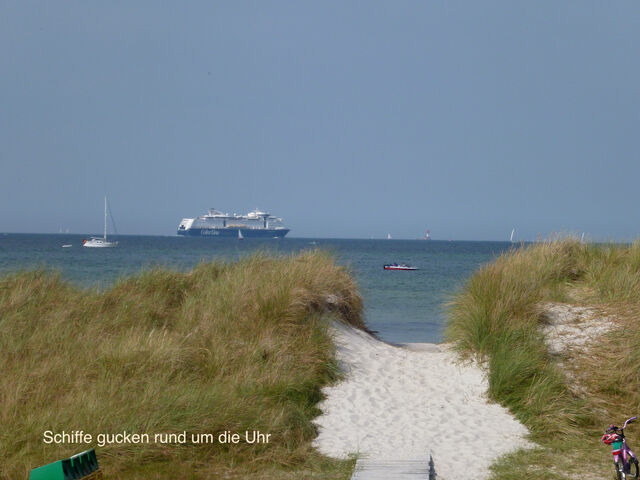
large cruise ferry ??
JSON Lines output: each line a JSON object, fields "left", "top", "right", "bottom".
{"left": 177, "top": 208, "right": 290, "bottom": 238}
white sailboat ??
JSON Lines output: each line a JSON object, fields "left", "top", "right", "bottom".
{"left": 238, "top": 229, "right": 244, "bottom": 240}
{"left": 387, "top": 233, "right": 392, "bottom": 240}
{"left": 510, "top": 228, "right": 515, "bottom": 243}
{"left": 83, "top": 197, "right": 118, "bottom": 248}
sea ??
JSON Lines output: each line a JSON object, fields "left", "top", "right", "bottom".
{"left": 0, "top": 234, "right": 513, "bottom": 344}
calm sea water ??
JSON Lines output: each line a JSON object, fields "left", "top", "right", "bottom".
{"left": 0, "top": 234, "right": 512, "bottom": 343}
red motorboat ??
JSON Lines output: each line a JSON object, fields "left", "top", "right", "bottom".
{"left": 384, "top": 264, "right": 418, "bottom": 271}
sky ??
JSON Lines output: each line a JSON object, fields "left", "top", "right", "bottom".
{"left": 1, "top": 1, "right": 639, "bottom": 240}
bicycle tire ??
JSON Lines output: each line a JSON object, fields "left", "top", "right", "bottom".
{"left": 629, "top": 458, "right": 639, "bottom": 479}
{"left": 616, "top": 460, "right": 625, "bottom": 480}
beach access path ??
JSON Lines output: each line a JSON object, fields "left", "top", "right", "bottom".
{"left": 313, "top": 323, "right": 530, "bottom": 480}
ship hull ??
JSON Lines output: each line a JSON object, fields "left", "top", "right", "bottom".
{"left": 177, "top": 228, "right": 289, "bottom": 238}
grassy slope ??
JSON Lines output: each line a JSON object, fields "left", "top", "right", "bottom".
{"left": 447, "top": 239, "right": 640, "bottom": 479}
{"left": 0, "top": 251, "right": 362, "bottom": 479}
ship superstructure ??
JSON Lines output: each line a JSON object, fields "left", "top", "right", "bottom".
{"left": 177, "top": 208, "right": 290, "bottom": 238}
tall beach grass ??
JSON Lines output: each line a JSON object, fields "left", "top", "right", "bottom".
{"left": 447, "top": 239, "right": 640, "bottom": 478}
{"left": 0, "top": 251, "right": 362, "bottom": 479}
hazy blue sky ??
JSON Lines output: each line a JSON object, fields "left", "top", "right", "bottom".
{"left": 1, "top": 2, "right": 639, "bottom": 240}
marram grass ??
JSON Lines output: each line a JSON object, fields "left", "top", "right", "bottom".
{"left": 0, "top": 251, "right": 361, "bottom": 479}
{"left": 447, "top": 239, "right": 640, "bottom": 479}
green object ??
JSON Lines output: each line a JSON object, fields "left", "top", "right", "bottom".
{"left": 612, "top": 441, "right": 624, "bottom": 451}
{"left": 29, "top": 449, "right": 99, "bottom": 480}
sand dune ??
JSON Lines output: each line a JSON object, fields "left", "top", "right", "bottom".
{"left": 313, "top": 324, "right": 530, "bottom": 479}
{"left": 542, "top": 302, "right": 612, "bottom": 355}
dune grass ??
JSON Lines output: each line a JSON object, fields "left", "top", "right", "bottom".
{"left": 0, "top": 251, "right": 362, "bottom": 479}
{"left": 447, "top": 239, "right": 640, "bottom": 479}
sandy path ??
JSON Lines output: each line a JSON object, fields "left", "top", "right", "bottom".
{"left": 313, "top": 324, "right": 530, "bottom": 479}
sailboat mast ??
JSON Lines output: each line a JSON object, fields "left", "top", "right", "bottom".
{"left": 104, "top": 196, "right": 107, "bottom": 240}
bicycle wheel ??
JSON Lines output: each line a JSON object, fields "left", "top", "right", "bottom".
{"left": 629, "top": 458, "right": 639, "bottom": 479}
{"left": 616, "top": 460, "right": 626, "bottom": 480}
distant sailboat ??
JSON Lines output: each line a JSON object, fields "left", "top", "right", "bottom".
{"left": 424, "top": 229, "right": 431, "bottom": 240}
{"left": 510, "top": 228, "right": 515, "bottom": 243}
{"left": 238, "top": 229, "right": 244, "bottom": 240}
{"left": 581, "top": 232, "right": 585, "bottom": 243}
{"left": 83, "top": 197, "right": 118, "bottom": 248}
{"left": 387, "top": 233, "right": 392, "bottom": 240}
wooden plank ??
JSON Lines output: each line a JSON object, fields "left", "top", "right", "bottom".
{"left": 351, "top": 457, "right": 436, "bottom": 479}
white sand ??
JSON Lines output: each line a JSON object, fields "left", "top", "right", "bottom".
{"left": 313, "top": 323, "right": 531, "bottom": 479}
{"left": 541, "top": 302, "right": 612, "bottom": 355}
{"left": 540, "top": 302, "right": 613, "bottom": 394}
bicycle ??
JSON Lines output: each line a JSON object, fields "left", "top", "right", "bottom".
{"left": 602, "top": 416, "right": 639, "bottom": 480}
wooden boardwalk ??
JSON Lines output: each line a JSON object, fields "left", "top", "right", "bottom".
{"left": 350, "top": 456, "right": 436, "bottom": 479}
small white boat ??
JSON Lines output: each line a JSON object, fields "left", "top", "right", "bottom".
{"left": 83, "top": 237, "right": 117, "bottom": 247}
{"left": 238, "top": 229, "right": 244, "bottom": 240}
{"left": 510, "top": 228, "right": 515, "bottom": 243}
{"left": 62, "top": 244, "right": 72, "bottom": 248}
{"left": 83, "top": 197, "right": 118, "bottom": 248}
{"left": 384, "top": 264, "right": 418, "bottom": 271}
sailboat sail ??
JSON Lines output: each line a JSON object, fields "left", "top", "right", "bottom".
{"left": 106, "top": 197, "right": 118, "bottom": 236}
{"left": 103, "top": 196, "right": 107, "bottom": 240}
{"left": 510, "top": 228, "right": 515, "bottom": 243}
